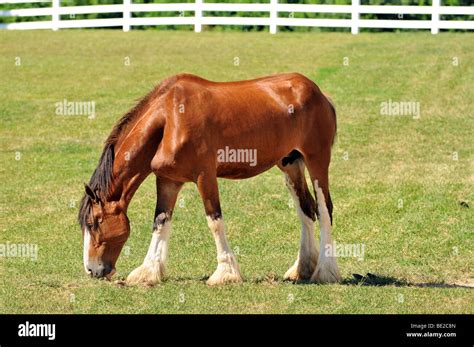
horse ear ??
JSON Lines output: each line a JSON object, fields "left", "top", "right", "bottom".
{"left": 84, "top": 183, "right": 97, "bottom": 202}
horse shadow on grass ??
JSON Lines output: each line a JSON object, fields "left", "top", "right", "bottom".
{"left": 125, "top": 273, "right": 472, "bottom": 289}
{"left": 249, "top": 273, "right": 474, "bottom": 289}
{"left": 341, "top": 273, "right": 473, "bottom": 289}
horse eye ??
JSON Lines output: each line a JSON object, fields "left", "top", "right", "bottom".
{"left": 87, "top": 218, "right": 98, "bottom": 230}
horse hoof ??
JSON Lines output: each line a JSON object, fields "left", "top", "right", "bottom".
{"left": 310, "top": 261, "right": 342, "bottom": 284}
{"left": 206, "top": 270, "right": 242, "bottom": 286}
{"left": 126, "top": 263, "right": 162, "bottom": 286}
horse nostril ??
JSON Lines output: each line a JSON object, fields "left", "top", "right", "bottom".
{"left": 92, "top": 264, "right": 106, "bottom": 278}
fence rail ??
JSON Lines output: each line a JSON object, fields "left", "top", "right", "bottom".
{"left": 0, "top": 0, "right": 473, "bottom": 34}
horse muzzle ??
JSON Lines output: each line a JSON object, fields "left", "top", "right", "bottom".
{"left": 86, "top": 263, "right": 115, "bottom": 279}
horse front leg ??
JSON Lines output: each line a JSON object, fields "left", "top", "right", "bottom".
{"left": 126, "top": 176, "right": 183, "bottom": 286}
{"left": 197, "top": 171, "right": 242, "bottom": 286}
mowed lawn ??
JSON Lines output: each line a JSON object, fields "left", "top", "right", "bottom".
{"left": 0, "top": 30, "right": 473, "bottom": 314}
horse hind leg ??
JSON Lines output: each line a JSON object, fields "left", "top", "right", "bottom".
{"left": 279, "top": 156, "right": 319, "bottom": 281}
{"left": 303, "top": 155, "right": 342, "bottom": 283}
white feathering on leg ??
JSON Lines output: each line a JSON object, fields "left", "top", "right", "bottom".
{"left": 126, "top": 221, "right": 171, "bottom": 286}
{"left": 310, "top": 180, "right": 342, "bottom": 283}
{"left": 206, "top": 217, "right": 242, "bottom": 286}
{"left": 283, "top": 174, "right": 319, "bottom": 281}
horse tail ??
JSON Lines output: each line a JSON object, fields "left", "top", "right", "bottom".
{"left": 323, "top": 92, "right": 337, "bottom": 146}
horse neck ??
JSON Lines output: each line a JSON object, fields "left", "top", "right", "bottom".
{"left": 107, "top": 117, "right": 160, "bottom": 212}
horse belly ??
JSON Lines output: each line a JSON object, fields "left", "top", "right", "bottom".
{"left": 213, "top": 114, "right": 301, "bottom": 179}
{"left": 215, "top": 139, "right": 292, "bottom": 179}
{"left": 216, "top": 161, "right": 276, "bottom": 179}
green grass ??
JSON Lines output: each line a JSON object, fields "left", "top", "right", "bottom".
{"left": 0, "top": 30, "right": 473, "bottom": 314}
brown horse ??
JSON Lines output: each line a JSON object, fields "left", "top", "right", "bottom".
{"left": 78, "top": 72, "right": 341, "bottom": 286}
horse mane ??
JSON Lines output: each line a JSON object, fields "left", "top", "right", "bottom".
{"left": 77, "top": 85, "right": 164, "bottom": 231}
{"left": 77, "top": 75, "right": 193, "bottom": 230}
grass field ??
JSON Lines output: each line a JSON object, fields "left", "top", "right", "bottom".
{"left": 0, "top": 30, "right": 473, "bottom": 314}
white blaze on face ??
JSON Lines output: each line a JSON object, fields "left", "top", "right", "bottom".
{"left": 83, "top": 228, "right": 92, "bottom": 274}
{"left": 83, "top": 228, "right": 106, "bottom": 276}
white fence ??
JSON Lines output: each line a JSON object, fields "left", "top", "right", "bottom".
{"left": 0, "top": 0, "right": 473, "bottom": 34}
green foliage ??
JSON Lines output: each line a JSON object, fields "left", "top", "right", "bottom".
{"left": 1, "top": 0, "right": 472, "bottom": 31}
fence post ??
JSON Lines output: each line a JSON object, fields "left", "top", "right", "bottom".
{"left": 123, "top": 0, "right": 131, "bottom": 32}
{"left": 52, "top": 0, "right": 59, "bottom": 31}
{"left": 431, "top": 0, "right": 440, "bottom": 34}
{"left": 195, "top": 0, "right": 202, "bottom": 33}
{"left": 351, "top": 0, "right": 359, "bottom": 35}
{"left": 270, "top": 0, "right": 277, "bottom": 34}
